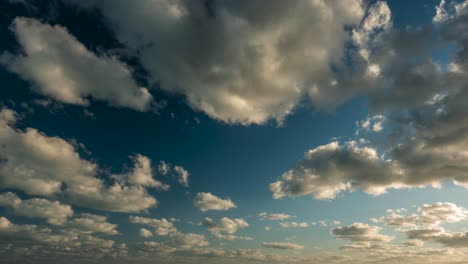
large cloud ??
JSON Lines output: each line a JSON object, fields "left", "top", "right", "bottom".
{"left": 63, "top": 0, "right": 367, "bottom": 124}
{"left": 0, "top": 108, "right": 157, "bottom": 212}
{"left": 1, "top": 18, "right": 155, "bottom": 111}
{"left": 0, "top": 192, "right": 73, "bottom": 225}
{"left": 270, "top": 141, "right": 401, "bottom": 199}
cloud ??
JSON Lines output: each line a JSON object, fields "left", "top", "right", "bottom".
{"left": 174, "top": 166, "right": 189, "bottom": 188}
{"left": 261, "top": 242, "right": 304, "bottom": 250}
{"left": 113, "top": 155, "right": 169, "bottom": 190}
{"left": 331, "top": 223, "right": 394, "bottom": 242}
{"left": 270, "top": 141, "right": 400, "bottom": 200}
{"left": 0, "top": 108, "right": 157, "bottom": 212}
{"left": 194, "top": 192, "right": 236, "bottom": 212}
{"left": 279, "top": 222, "right": 309, "bottom": 228}
{"left": 155, "top": 161, "right": 189, "bottom": 188}
{"left": 202, "top": 217, "right": 250, "bottom": 240}
{"left": 139, "top": 228, "right": 152, "bottom": 238}
{"left": 66, "top": 213, "right": 118, "bottom": 235}
{"left": 403, "top": 239, "right": 424, "bottom": 247}
{"left": 405, "top": 227, "right": 468, "bottom": 248}
{"left": 129, "top": 216, "right": 177, "bottom": 236}
{"left": 142, "top": 232, "right": 209, "bottom": 252}
{"left": 258, "top": 212, "right": 292, "bottom": 221}
{"left": 0, "top": 192, "right": 73, "bottom": 225}
{"left": 63, "top": 0, "right": 369, "bottom": 125}
{"left": 0, "top": 216, "right": 120, "bottom": 252}
{"left": 1, "top": 17, "right": 155, "bottom": 111}
{"left": 376, "top": 202, "right": 468, "bottom": 228}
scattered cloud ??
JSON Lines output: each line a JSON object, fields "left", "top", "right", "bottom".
{"left": 0, "top": 192, "right": 73, "bottom": 225}
{"left": 261, "top": 242, "right": 304, "bottom": 250}
{"left": 1, "top": 18, "right": 155, "bottom": 111}
{"left": 202, "top": 217, "right": 250, "bottom": 240}
{"left": 279, "top": 222, "right": 309, "bottom": 228}
{"left": 0, "top": 108, "right": 157, "bottom": 212}
{"left": 194, "top": 192, "right": 236, "bottom": 212}
{"left": 331, "top": 223, "right": 394, "bottom": 242}
{"left": 258, "top": 212, "right": 292, "bottom": 221}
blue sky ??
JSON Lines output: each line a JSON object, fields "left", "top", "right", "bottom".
{"left": 1, "top": 0, "right": 468, "bottom": 263}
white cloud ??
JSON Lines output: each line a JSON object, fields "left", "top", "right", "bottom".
{"left": 270, "top": 141, "right": 401, "bottom": 200}
{"left": 66, "top": 213, "right": 118, "bottom": 235}
{"left": 258, "top": 212, "right": 292, "bottom": 221}
{"left": 194, "top": 192, "right": 236, "bottom": 212}
{"left": 139, "top": 228, "right": 152, "bottom": 238}
{"left": 0, "top": 192, "right": 73, "bottom": 225}
{"left": 376, "top": 202, "right": 468, "bottom": 228}
{"left": 129, "top": 216, "right": 177, "bottom": 236}
{"left": 113, "top": 154, "right": 169, "bottom": 190}
{"left": 64, "top": 0, "right": 367, "bottom": 125}
{"left": 202, "top": 217, "right": 249, "bottom": 240}
{"left": 174, "top": 166, "right": 189, "bottom": 188}
{"left": 1, "top": 17, "right": 155, "bottom": 111}
{"left": 331, "top": 223, "right": 394, "bottom": 242}
{"left": 279, "top": 222, "right": 309, "bottom": 228}
{"left": 261, "top": 242, "right": 304, "bottom": 250}
{"left": 405, "top": 227, "right": 468, "bottom": 248}
{"left": 0, "top": 108, "right": 157, "bottom": 212}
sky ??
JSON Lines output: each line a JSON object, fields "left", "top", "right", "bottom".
{"left": 1, "top": 0, "right": 468, "bottom": 263}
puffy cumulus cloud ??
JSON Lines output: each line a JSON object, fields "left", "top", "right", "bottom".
{"left": 261, "top": 242, "right": 304, "bottom": 250}
{"left": 405, "top": 227, "right": 468, "bottom": 248}
{"left": 258, "top": 212, "right": 292, "bottom": 221}
{"left": 202, "top": 217, "right": 250, "bottom": 240}
{"left": 0, "top": 216, "right": 120, "bottom": 253}
{"left": 0, "top": 192, "right": 73, "bottom": 225}
{"left": 194, "top": 192, "right": 236, "bottom": 212}
{"left": 113, "top": 155, "right": 169, "bottom": 190}
{"left": 129, "top": 216, "right": 178, "bottom": 236}
{"left": 376, "top": 202, "right": 468, "bottom": 228}
{"left": 139, "top": 228, "right": 152, "bottom": 238}
{"left": 66, "top": 213, "right": 118, "bottom": 235}
{"left": 0, "top": 108, "right": 157, "bottom": 212}
{"left": 1, "top": 17, "right": 154, "bottom": 111}
{"left": 142, "top": 232, "right": 209, "bottom": 252}
{"left": 155, "top": 161, "right": 190, "bottom": 188}
{"left": 64, "top": 0, "right": 368, "bottom": 125}
{"left": 279, "top": 222, "right": 309, "bottom": 228}
{"left": 331, "top": 223, "right": 394, "bottom": 242}
{"left": 268, "top": 0, "right": 468, "bottom": 201}
{"left": 174, "top": 166, "right": 189, "bottom": 188}
{"left": 270, "top": 141, "right": 402, "bottom": 200}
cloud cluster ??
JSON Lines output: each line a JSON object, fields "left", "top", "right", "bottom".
{"left": 376, "top": 203, "right": 468, "bottom": 228}
{"left": 0, "top": 192, "right": 73, "bottom": 225}
{"left": 331, "top": 223, "right": 394, "bottom": 242}
{"left": 0, "top": 108, "right": 158, "bottom": 212}
{"left": 1, "top": 18, "right": 154, "bottom": 111}
{"left": 269, "top": 0, "right": 468, "bottom": 200}
{"left": 129, "top": 216, "right": 178, "bottom": 236}
{"left": 194, "top": 192, "right": 236, "bottom": 212}
{"left": 63, "top": 0, "right": 368, "bottom": 124}
{"left": 201, "top": 217, "right": 250, "bottom": 240}
{"left": 157, "top": 161, "right": 190, "bottom": 188}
